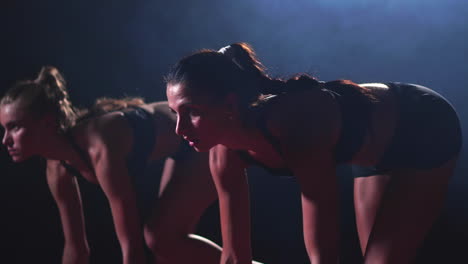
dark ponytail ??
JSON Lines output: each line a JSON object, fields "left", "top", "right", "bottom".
{"left": 277, "top": 76, "right": 377, "bottom": 124}
{"left": 166, "top": 42, "right": 376, "bottom": 110}
{"left": 218, "top": 43, "right": 288, "bottom": 96}
{"left": 322, "top": 80, "right": 377, "bottom": 103}
{"left": 35, "top": 66, "right": 67, "bottom": 101}
{"left": 218, "top": 43, "right": 265, "bottom": 80}
{"left": 222, "top": 43, "right": 376, "bottom": 106}
{"left": 1, "top": 66, "right": 79, "bottom": 132}
{"left": 219, "top": 44, "right": 325, "bottom": 96}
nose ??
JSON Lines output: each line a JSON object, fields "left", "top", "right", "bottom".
{"left": 2, "top": 131, "right": 11, "bottom": 146}
{"left": 175, "top": 115, "right": 187, "bottom": 136}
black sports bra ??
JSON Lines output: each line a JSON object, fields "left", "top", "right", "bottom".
{"left": 237, "top": 87, "right": 371, "bottom": 176}
{"left": 237, "top": 115, "right": 294, "bottom": 176}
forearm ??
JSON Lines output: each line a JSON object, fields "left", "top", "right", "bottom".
{"left": 218, "top": 187, "right": 252, "bottom": 264}
{"left": 302, "top": 196, "right": 340, "bottom": 264}
{"left": 56, "top": 195, "right": 90, "bottom": 264}
{"left": 94, "top": 148, "right": 147, "bottom": 264}
{"left": 57, "top": 204, "right": 89, "bottom": 250}
{"left": 219, "top": 212, "right": 252, "bottom": 263}
{"left": 46, "top": 164, "right": 90, "bottom": 262}
{"left": 209, "top": 146, "right": 253, "bottom": 264}
{"left": 110, "top": 203, "right": 146, "bottom": 264}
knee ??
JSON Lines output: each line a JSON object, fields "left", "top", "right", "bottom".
{"left": 143, "top": 223, "right": 188, "bottom": 259}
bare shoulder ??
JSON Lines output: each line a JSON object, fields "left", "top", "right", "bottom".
{"left": 85, "top": 112, "right": 131, "bottom": 141}
{"left": 46, "top": 159, "right": 66, "bottom": 175}
{"left": 75, "top": 112, "right": 133, "bottom": 160}
{"left": 210, "top": 145, "right": 248, "bottom": 173}
{"left": 210, "top": 145, "right": 249, "bottom": 189}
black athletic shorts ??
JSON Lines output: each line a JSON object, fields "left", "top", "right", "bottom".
{"left": 355, "top": 82, "right": 462, "bottom": 177}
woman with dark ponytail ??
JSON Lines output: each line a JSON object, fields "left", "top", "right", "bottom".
{"left": 166, "top": 43, "right": 462, "bottom": 263}
{"left": 0, "top": 66, "right": 266, "bottom": 264}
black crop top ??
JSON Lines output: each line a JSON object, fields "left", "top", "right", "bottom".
{"left": 238, "top": 88, "right": 371, "bottom": 176}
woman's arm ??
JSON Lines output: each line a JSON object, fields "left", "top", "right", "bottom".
{"left": 89, "top": 118, "right": 146, "bottom": 264}
{"left": 46, "top": 160, "right": 90, "bottom": 264}
{"left": 273, "top": 90, "right": 341, "bottom": 263}
{"left": 287, "top": 149, "right": 339, "bottom": 264}
{"left": 210, "top": 145, "right": 252, "bottom": 264}
{"left": 94, "top": 149, "right": 146, "bottom": 264}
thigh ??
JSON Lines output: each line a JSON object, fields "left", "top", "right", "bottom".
{"left": 363, "top": 157, "right": 458, "bottom": 264}
{"left": 145, "top": 151, "right": 217, "bottom": 235}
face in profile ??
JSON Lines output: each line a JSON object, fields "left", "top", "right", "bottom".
{"left": 0, "top": 100, "right": 46, "bottom": 162}
{"left": 166, "top": 82, "right": 233, "bottom": 152}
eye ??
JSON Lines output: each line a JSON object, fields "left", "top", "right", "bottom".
{"left": 6, "top": 123, "right": 19, "bottom": 131}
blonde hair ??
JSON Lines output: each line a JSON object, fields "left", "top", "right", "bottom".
{"left": 1, "top": 66, "right": 78, "bottom": 131}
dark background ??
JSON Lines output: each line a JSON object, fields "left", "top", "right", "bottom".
{"left": 1, "top": 0, "right": 467, "bottom": 263}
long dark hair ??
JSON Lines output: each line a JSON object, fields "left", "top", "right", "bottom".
{"left": 166, "top": 42, "right": 376, "bottom": 119}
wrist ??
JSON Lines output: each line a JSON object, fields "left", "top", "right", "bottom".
{"left": 64, "top": 241, "right": 90, "bottom": 255}
{"left": 122, "top": 246, "right": 146, "bottom": 264}
{"left": 62, "top": 243, "right": 90, "bottom": 264}
{"left": 221, "top": 251, "right": 252, "bottom": 264}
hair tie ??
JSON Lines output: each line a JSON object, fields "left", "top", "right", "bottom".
{"left": 217, "top": 44, "right": 245, "bottom": 70}
{"left": 218, "top": 45, "right": 231, "bottom": 54}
